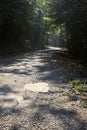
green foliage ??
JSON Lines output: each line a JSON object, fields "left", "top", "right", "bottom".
{"left": 0, "top": 0, "right": 34, "bottom": 53}
{"left": 28, "top": 0, "right": 46, "bottom": 48}
{"left": 68, "top": 80, "right": 87, "bottom": 107}
{"left": 30, "top": 0, "right": 54, "bottom": 47}
{"left": 50, "top": 0, "right": 87, "bottom": 60}
{"left": 0, "top": 0, "right": 59, "bottom": 53}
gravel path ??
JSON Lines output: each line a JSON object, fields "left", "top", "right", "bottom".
{"left": 0, "top": 48, "right": 87, "bottom": 130}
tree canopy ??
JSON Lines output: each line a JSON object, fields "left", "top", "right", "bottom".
{"left": 50, "top": 0, "right": 87, "bottom": 60}
{"left": 0, "top": 0, "right": 87, "bottom": 62}
{"left": 0, "top": 0, "right": 34, "bottom": 53}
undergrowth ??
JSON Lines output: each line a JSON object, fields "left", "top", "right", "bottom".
{"left": 68, "top": 79, "right": 87, "bottom": 108}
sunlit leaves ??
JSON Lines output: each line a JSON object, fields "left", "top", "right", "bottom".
{"left": 50, "top": 0, "right": 87, "bottom": 59}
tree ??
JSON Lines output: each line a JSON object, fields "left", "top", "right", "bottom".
{"left": 50, "top": 0, "right": 87, "bottom": 60}
{"left": 0, "top": 0, "right": 34, "bottom": 53}
{"left": 30, "top": 0, "right": 48, "bottom": 48}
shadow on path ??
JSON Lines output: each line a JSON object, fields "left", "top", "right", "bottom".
{"left": 0, "top": 48, "right": 87, "bottom": 130}
{"left": 31, "top": 102, "right": 87, "bottom": 130}
{"left": 0, "top": 84, "right": 21, "bottom": 115}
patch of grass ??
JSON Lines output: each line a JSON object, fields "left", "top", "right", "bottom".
{"left": 68, "top": 80, "right": 87, "bottom": 107}
{"left": 80, "top": 98, "right": 87, "bottom": 108}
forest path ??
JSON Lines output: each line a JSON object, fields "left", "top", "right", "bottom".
{"left": 0, "top": 48, "right": 87, "bottom": 130}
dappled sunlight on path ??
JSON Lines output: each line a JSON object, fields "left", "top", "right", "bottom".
{"left": 0, "top": 48, "right": 87, "bottom": 130}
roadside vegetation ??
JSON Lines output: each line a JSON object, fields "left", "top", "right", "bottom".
{"left": 68, "top": 80, "right": 87, "bottom": 108}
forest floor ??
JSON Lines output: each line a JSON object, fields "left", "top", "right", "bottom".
{"left": 0, "top": 47, "right": 87, "bottom": 130}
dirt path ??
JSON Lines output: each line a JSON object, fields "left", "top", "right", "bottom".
{"left": 0, "top": 48, "right": 87, "bottom": 130}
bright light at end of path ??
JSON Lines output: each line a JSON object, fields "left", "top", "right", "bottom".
{"left": 24, "top": 82, "right": 49, "bottom": 93}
